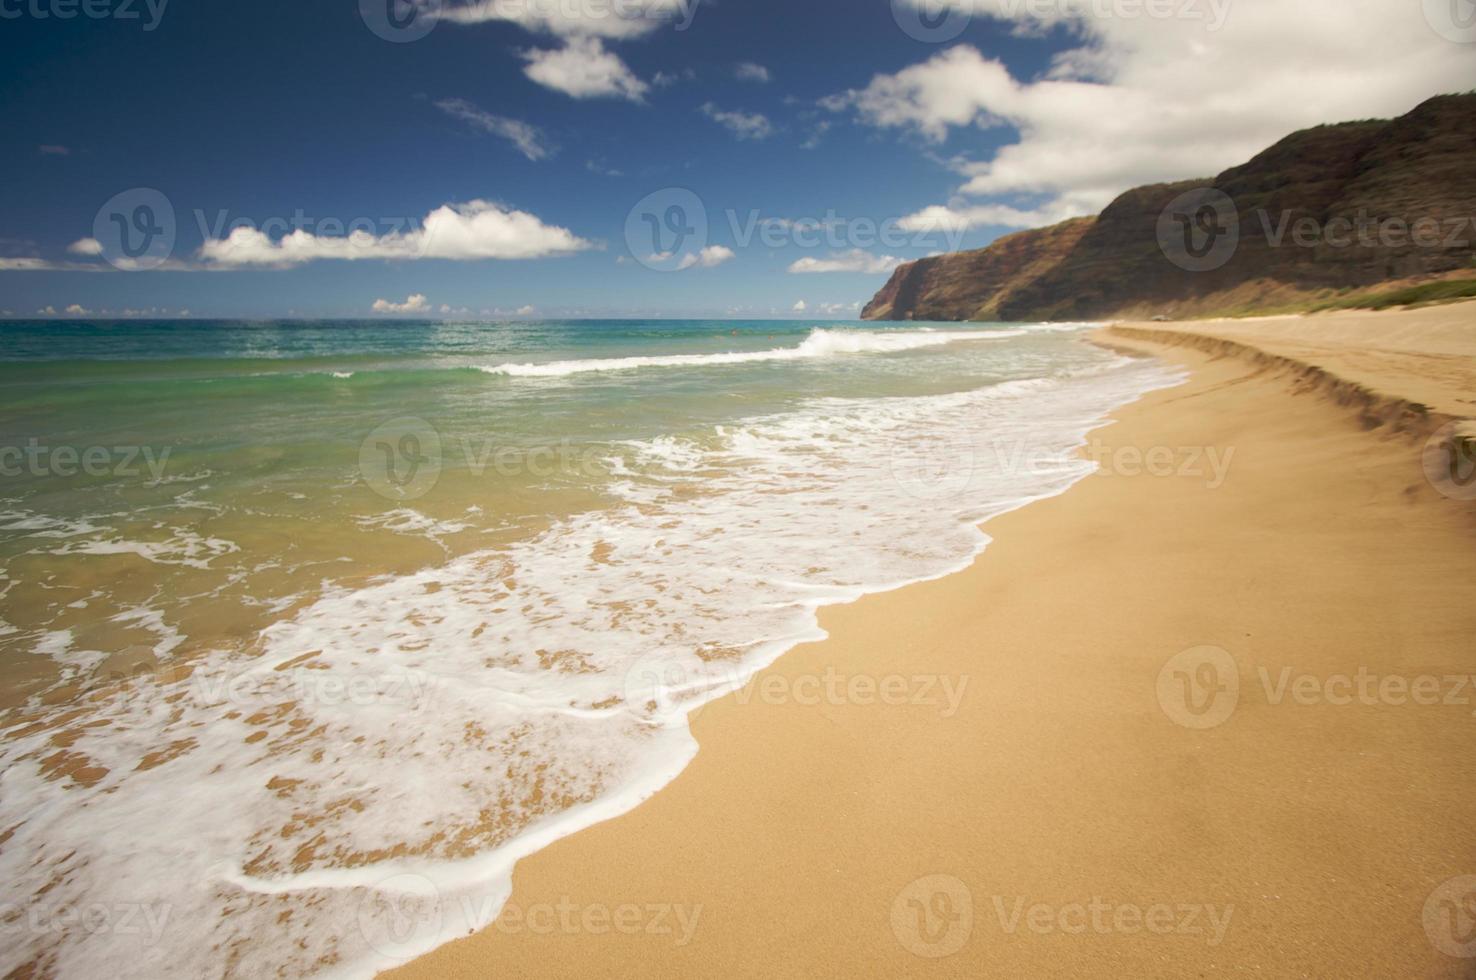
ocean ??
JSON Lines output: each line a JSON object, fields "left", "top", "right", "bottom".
{"left": 0, "top": 318, "right": 1183, "bottom": 977}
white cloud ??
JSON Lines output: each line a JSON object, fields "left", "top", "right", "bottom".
{"left": 652, "top": 67, "right": 695, "bottom": 88}
{"left": 700, "top": 103, "right": 774, "bottom": 140}
{"left": 478, "top": 304, "right": 539, "bottom": 317}
{"left": 38, "top": 306, "right": 57, "bottom": 316}
{"left": 823, "top": 45, "right": 1017, "bottom": 142}
{"left": 435, "top": 98, "right": 553, "bottom": 160}
{"left": 438, "top": 0, "right": 685, "bottom": 102}
{"left": 198, "top": 200, "right": 591, "bottom": 267}
{"left": 64, "top": 304, "right": 90, "bottom": 315}
{"left": 799, "top": 120, "right": 832, "bottom": 150}
{"left": 735, "top": 61, "right": 771, "bottom": 83}
{"left": 819, "top": 301, "right": 861, "bottom": 315}
{"left": 372, "top": 294, "right": 431, "bottom": 314}
{"left": 829, "top": 1, "right": 1475, "bottom": 231}
{"left": 67, "top": 238, "right": 103, "bottom": 256}
{"left": 676, "top": 245, "right": 735, "bottom": 270}
{"left": 437, "top": 0, "right": 694, "bottom": 39}
{"left": 788, "top": 249, "right": 903, "bottom": 275}
{"left": 896, "top": 198, "right": 1100, "bottom": 232}
{"left": 521, "top": 37, "right": 649, "bottom": 101}
{"left": 792, "top": 300, "right": 808, "bottom": 312}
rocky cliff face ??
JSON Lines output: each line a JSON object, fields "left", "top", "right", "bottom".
{"left": 860, "top": 217, "right": 1094, "bottom": 321}
{"left": 863, "top": 93, "right": 1476, "bottom": 322}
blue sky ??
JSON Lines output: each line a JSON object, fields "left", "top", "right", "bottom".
{"left": 0, "top": 0, "right": 1468, "bottom": 319}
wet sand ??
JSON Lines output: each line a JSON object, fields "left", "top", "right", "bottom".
{"left": 387, "top": 302, "right": 1476, "bottom": 978}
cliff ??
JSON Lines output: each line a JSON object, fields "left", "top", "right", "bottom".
{"left": 863, "top": 93, "right": 1476, "bottom": 322}
{"left": 860, "top": 217, "right": 1094, "bottom": 321}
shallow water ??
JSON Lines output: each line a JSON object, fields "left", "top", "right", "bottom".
{"left": 0, "top": 318, "right": 1182, "bottom": 978}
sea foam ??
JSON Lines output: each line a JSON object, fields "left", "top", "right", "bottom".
{"left": 480, "top": 326, "right": 1027, "bottom": 377}
{"left": 0, "top": 346, "right": 1182, "bottom": 979}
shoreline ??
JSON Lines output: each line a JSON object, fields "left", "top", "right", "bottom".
{"left": 386, "top": 303, "right": 1476, "bottom": 978}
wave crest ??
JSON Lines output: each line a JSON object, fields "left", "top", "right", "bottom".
{"left": 480, "top": 327, "right": 1027, "bottom": 378}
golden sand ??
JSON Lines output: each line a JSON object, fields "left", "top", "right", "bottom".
{"left": 387, "top": 302, "right": 1476, "bottom": 978}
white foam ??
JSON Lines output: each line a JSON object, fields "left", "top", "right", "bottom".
{"left": 0, "top": 509, "right": 110, "bottom": 539}
{"left": 355, "top": 508, "right": 473, "bottom": 539}
{"left": 48, "top": 529, "right": 239, "bottom": 569}
{"left": 480, "top": 326, "right": 1026, "bottom": 377}
{"left": 33, "top": 628, "right": 75, "bottom": 661}
{"left": 0, "top": 347, "right": 1184, "bottom": 980}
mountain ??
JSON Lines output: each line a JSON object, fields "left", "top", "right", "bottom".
{"left": 862, "top": 93, "right": 1476, "bottom": 322}
{"left": 861, "top": 217, "right": 1095, "bottom": 322}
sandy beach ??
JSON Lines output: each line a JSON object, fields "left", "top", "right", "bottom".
{"left": 387, "top": 302, "right": 1476, "bottom": 978}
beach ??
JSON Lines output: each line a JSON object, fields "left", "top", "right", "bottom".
{"left": 6, "top": 2, "right": 1474, "bottom": 975}
{"left": 387, "top": 302, "right": 1476, "bottom": 978}
{"left": 0, "top": 318, "right": 1185, "bottom": 978}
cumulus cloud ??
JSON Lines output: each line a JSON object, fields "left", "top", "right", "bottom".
{"left": 521, "top": 37, "right": 649, "bottom": 101}
{"left": 700, "top": 103, "right": 774, "bottom": 140}
{"left": 437, "top": 0, "right": 695, "bottom": 39}
{"left": 792, "top": 300, "right": 808, "bottom": 312}
{"left": 895, "top": 199, "right": 1100, "bottom": 232}
{"left": 67, "top": 238, "right": 103, "bottom": 256}
{"left": 437, "top": 1, "right": 687, "bottom": 102}
{"left": 372, "top": 294, "right": 431, "bottom": 314}
{"left": 435, "top": 98, "right": 553, "bottom": 160}
{"left": 676, "top": 245, "right": 735, "bottom": 270}
{"left": 822, "top": 45, "right": 1016, "bottom": 143}
{"left": 735, "top": 61, "right": 771, "bottom": 83}
{"left": 828, "top": 0, "right": 1475, "bottom": 231}
{"left": 198, "top": 200, "right": 591, "bottom": 267}
{"left": 30, "top": 303, "right": 92, "bottom": 315}
{"left": 652, "top": 67, "right": 695, "bottom": 88}
{"left": 788, "top": 249, "right": 903, "bottom": 275}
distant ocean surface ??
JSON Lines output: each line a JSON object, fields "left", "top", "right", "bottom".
{"left": 0, "top": 318, "right": 1182, "bottom": 978}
